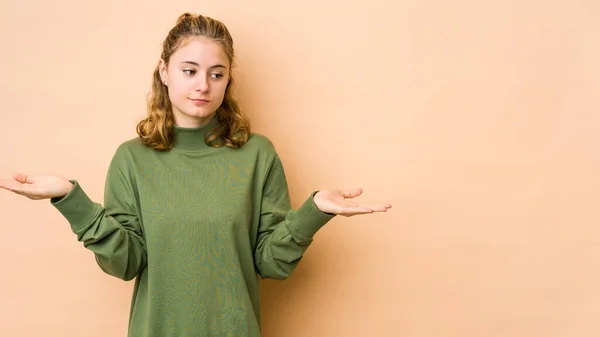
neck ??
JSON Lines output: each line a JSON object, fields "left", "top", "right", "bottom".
{"left": 172, "top": 115, "right": 220, "bottom": 151}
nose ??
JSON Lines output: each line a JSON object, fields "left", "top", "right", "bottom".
{"left": 195, "top": 75, "right": 209, "bottom": 92}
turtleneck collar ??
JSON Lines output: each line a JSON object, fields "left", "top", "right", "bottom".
{"left": 172, "top": 115, "right": 221, "bottom": 151}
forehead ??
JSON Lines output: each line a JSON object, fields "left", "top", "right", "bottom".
{"left": 170, "top": 37, "right": 229, "bottom": 66}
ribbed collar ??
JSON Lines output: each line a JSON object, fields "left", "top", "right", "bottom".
{"left": 171, "top": 116, "right": 220, "bottom": 151}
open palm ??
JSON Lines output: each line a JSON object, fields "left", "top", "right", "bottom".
{"left": 313, "top": 188, "right": 391, "bottom": 217}
{"left": 0, "top": 173, "right": 73, "bottom": 200}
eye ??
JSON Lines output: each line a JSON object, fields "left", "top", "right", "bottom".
{"left": 210, "top": 73, "right": 224, "bottom": 79}
{"left": 183, "top": 69, "right": 196, "bottom": 75}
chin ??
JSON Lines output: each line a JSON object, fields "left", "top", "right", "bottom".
{"left": 187, "top": 108, "right": 217, "bottom": 118}
{"left": 172, "top": 103, "right": 219, "bottom": 125}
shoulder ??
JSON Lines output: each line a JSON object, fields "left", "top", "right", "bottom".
{"left": 243, "top": 132, "right": 278, "bottom": 155}
{"left": 235, "top": 132, "right": 284, "bottom": 171}
{"left": 246, "top": 132, "right": 276, "bottom": 149}
{"left": 108, "top": 136, "right": 151, "bottom": 165}
{"left": 114, "top": 136, "right": 148, "bottom": 154}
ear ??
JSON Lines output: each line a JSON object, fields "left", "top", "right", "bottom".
{"left": 158, "top": 59, "right": 168, "bottom": 85}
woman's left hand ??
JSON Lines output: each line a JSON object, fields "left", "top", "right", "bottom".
{"left": 313, "top": 188, "right": 391, "bottom": 217}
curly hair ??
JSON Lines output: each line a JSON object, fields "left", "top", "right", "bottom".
{"left": 136, "top": 13, "right": 251, "bottom": 151}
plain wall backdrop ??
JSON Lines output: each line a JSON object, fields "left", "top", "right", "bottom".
{"left": 1, "top": 0, "right": 600, "bottom": 336}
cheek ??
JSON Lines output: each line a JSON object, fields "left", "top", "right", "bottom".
{"left": 213, "top": 82, "right": 228, "bottom": 99}
{"left": 168, "top": 78, "right": 192, "bottom": 97}
{"left": 166, "top": 84, "right": 182, "bottom": 103}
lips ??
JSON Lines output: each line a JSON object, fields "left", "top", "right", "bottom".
{"left": 190, "top": 98, "right": 210, "bottom": 105}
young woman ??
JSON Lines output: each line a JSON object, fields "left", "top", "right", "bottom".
{"left": 0, "top": 13, "right": 391, "bottom": 337}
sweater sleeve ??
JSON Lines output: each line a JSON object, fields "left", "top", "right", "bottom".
{"left": 254, "top": 154, "right": 336, "bottom": 280}
{"left": 50, "top": 151, "right": 147, "bottom": 281}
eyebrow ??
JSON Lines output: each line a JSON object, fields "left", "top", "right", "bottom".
{"left": 181, "top": 61, "right": 227, "bottom": 69}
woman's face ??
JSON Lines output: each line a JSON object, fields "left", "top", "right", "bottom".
{"left": 159, "top": 37, "right": 231, "bottom": 128}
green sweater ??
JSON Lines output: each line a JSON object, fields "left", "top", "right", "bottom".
{"left": 50, "top": 116, "right": 335, "bottom": 336}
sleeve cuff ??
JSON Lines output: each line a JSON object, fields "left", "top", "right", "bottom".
{"left": 287, "top": 191, "right": 336, "bottom": 240}
{"left": 50, "top": 180, "right": 102, "bottom": 232}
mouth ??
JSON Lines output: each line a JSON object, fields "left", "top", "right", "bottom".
{"left": 190, "top": 98, "right": 210, "bottom": 105}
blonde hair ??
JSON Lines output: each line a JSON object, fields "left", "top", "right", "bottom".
{"left": 136, "top": 13, "right": 251, "bottom": 151}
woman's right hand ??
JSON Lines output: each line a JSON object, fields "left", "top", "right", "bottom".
{"left": 0, "top": 173, "right": 73, "bottom": 200}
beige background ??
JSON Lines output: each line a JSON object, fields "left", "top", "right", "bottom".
{"left": 1, "top": 0, "right": 600, "bottom": 336}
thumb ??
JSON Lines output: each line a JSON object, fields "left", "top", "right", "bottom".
{"left": 341, "top": 188, "right": 363, "bottom": 199}
{"left": 13, "top": 172, "right": 29, "bottom": 184}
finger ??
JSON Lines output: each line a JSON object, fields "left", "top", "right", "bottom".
{"left": 339, "top": 203, "right": 393, "bottom": 215}
{"left": 0, "top": 179, "right": 22, "bottom": 191}
{"left": 339, "top": 206, "right": 374, "bottom": 216}
{"left": 8, "top": 183, "right": 39, "bottom": 195}
{"left": 362, "top": 204, "right": 392, "bottom": 211}
{"left": 340, "top": 188, "right": 363, "bottom": 199}
{"left": 371, "top": 203, "right": 392, "bottom": 208}
{"left": 13, "top": 172, "right": 29, "bottom": 184}
{"left": 342, "top": 200, "right": 391, "bottom": 211}
{"left": 0, "top": 180, "right": 41, "bottom": 200}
